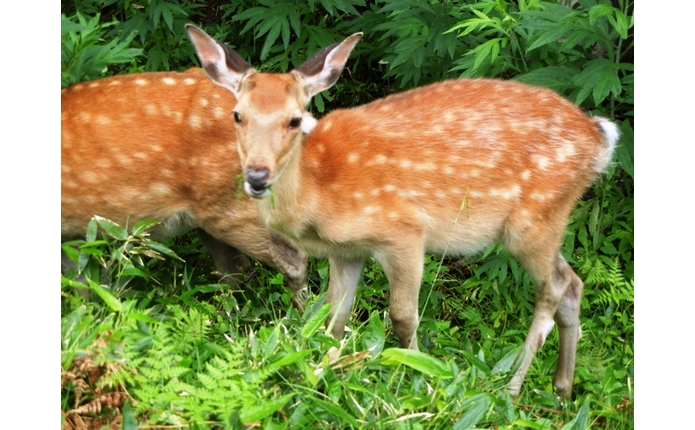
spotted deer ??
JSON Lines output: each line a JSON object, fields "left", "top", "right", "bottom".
{"left": 185, "top": 24, "right": 619, "bottom": 398}
{"left": 61, "top": 68, "right": 308, "bottom": 305}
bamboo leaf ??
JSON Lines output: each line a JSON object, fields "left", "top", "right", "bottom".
{"left": 239, "top": 393, "right": 293, "bottom": 422}
{"left": 380, "top": 348, "right": 453, "bottom": 378}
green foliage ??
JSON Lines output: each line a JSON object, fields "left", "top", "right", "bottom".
{"left": 61, "top": 0, "right": 634, "bottom": 427}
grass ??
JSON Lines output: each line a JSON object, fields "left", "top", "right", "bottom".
{"left": 60, "top": 209, "right": 634, "bottom": 429}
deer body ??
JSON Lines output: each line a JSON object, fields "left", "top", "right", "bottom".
{"left": 186, "top": 25, "right": 619, "bottom": 398}
{"left": 61, "top": 69, "right": 308, "bottom": 303}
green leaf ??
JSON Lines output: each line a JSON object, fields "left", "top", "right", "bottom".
{"left": 615, "top": 120, "right": 634, "bottom": 178}
{"left": 362, "top": 311, "right": 386, "bottom": 355}
{"left": 380, "top": 348, "right": 453, "bottom": 378}
{"left": 88, "top": 279, "right": 122, "bottom": 312}
{"left": 271, "top": 350, "right": 312, "bottom": 368}
{"left": 526, "top": 23, "right": 570, "bottom": 51}
{"left": 302, "top": 303, "right": 332, "bottom": 338}
{"left": 515, "top": 66, "right": 578, "bottom": 93}
{"left": 121, "top": 402, "right": 138, "bottom": 430}
{"left": 461, "top": 350, "right": 492, "bottom": 376}
{"left": 95, "top": 216, "right": 128, "bottom": 240}
{"left": 572, "top": 59, "right": 620, "bottom": 106}
{"left": 491, "top": 348, "right": 519, "bottom": 375}
{"left": 132, "top": 219, "right": 160, "bottom": 236}
{"left": 239, "top": 393, "right": 293, "bottom": 422}
{"left": 453, "top": 393, "right": 492, "bottom": 429}
{"left": 310, "top": 397, "right": 360, "bottom": 428}
{"left": 86, "top": 218, "right": 98, "bottom": 242}
{"left": 563, "top": 398, "right": 591, "bottom": 430}
{"left": 144, "top": 242, "right": 183, "bottom": 261}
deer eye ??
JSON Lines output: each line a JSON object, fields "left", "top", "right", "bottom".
{"left": 289, "top": 117, "right": 302, "bottom": 128}
{"left": 233, "top": 112, "right": 242, "bottom": 123}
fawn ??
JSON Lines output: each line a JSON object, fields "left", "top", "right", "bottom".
{"left": 61, "top": 68, "right": 308, "bottom": 305}
{"left": 185, "top": 24, "right": 619, "bottom": 398}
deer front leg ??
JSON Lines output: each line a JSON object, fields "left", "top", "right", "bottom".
{"left": 325, "top": 257, "right": 365, "bottom": 339}
{"left": 377, "top": 244, "right": 425, "bottom": 351}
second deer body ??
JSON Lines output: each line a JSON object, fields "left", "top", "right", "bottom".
{"left": 186, "top": 25, "right": 619, "bottom": 398}
{"left": 61, "top": 69, "right": 308, "bottom": 304}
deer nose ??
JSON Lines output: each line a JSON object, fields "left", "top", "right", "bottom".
{"left": 244, "top": 167, "right": 270, "bottom": 196}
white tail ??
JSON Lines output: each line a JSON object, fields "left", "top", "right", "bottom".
{"left": 61, "top": 68, "right": 308, "bottom": 304}
{"left": 186, "top": 24, "right": 619, "bottom": 398}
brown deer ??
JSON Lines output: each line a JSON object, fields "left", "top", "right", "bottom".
{"left": 185, "top": 24, "right": 619, "bottom": 398}
{"left": 61, "top": 68, "right": 308, "bottom": 305}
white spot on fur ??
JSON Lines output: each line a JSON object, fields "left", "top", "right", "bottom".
{"left": 556, "top": 141, "right": 576, "bottom": 163}
{"left": 162, "top": 77, "right": 176, "bottom": 85}
{"left": 353, "top": 192, "right": 364, "bottom": 199}
{"left": 184, "top": 78, "right": 196, "bottom": 85}
{"left": 82, "top": 171, "right": 99, "bottom": 183}
{"left": 443, "top": 165, "right": 455, "bottom": 175}
{"left": 367, "top": 154, "right": 387, "bottom": 166}
{"left": 88, "top": 82, "right": 100, "bottom": 88}
{"left": 490, "top": 185, "right": 521, "bottom": 200}
{"left": 199, "top": 98, "right": 209, "bottom": 107}
{"left": 135, "top": 79, "right": 148, "bottom": 86}
{"left": 443, "top": 111, "right": 456, "bottom": 123}
{"left": 347, "top": 153, "right": 360, "bottom": 163}
{"left": 383, "top": 184, "right": 396, "bottom": 192}
{"left": 399, "top": 159, "right": 412, "bottom": 169}
{"left": 530, "top": 191, "right": 555, "bottom": 201}
{"left": 363, "top": 206, "right": 379, "bottom": 215}
{"left": 213, "top": 107, "right": 225, "bottom": 119}
{"left": 108, "top": 80, "right": 122, "bottom": 86}
{"left": 144, "top": 104, "right": 158, "bottom": 115}
{"left": 414, "top": 161, "right": 436, "bottom": 171}
{"left": 521, "top": 170, "right": 532, "bottom": 181}
{"left": 116, "top": 154, "right": 132, "bottom": 165}
{"left": 189, "top": 114, "right": 202, "bottom": 129}
{"left": 96, "top": 115, "right": 111, "bottom": 125}
{"left": 532, "top": 155, "right": 551, "bottom": 170}
{"left": 150, "top": 182, "right": 171, "bottom": 196}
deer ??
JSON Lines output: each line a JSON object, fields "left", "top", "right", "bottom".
{"left": 185, "top": 24, "right": 619, "bottom": 398}
{"left": 61, "top": 68, "right": 308, "bottom": 306}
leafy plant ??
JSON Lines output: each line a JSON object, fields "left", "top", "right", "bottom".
{"left": 61, "top": 1, "right": 634, "bottom": 427}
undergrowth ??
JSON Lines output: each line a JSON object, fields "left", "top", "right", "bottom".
{"left": 61, "top": 0, "right": 633, "bottom": 428}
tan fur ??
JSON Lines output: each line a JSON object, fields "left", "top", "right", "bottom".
{"left": 61, "top": 68, "right": 308, "bottom": 304}
{"left": 187, "top": 25, "right": 619, "bottom": 398}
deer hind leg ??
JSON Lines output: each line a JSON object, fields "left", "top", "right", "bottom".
{"left": 552, "top": 258, "right": 583, "bottom": 398}
{"left": 375, "top": 242, "right": 425, "bottom": 350}
{"left": 326, "top": 257, "right": 365, "bottom": 339}
{"left": 504, "top": 209, "right": 581, "bottom": 398}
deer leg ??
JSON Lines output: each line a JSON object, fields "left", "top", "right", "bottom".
{"left": 376, "top": 244, "right": 424, "bottom": 350}
{"left": 508, "top": 253, "right": 576, "bottom": 397}
{"left": 326, "top": 257, "right": 365, "bottom": 339}
{"left": 552, "top": 258, "right": 583, "bottom": 399}
{"left": 197, "top": 228, "right": 252, "bottom": 284}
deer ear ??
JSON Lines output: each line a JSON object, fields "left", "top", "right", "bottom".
{"left": 295, "top": 32, "right": 362, "bottom": 98}
{"left": 185, "top": 24, "right": 255, "bottom": 96}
